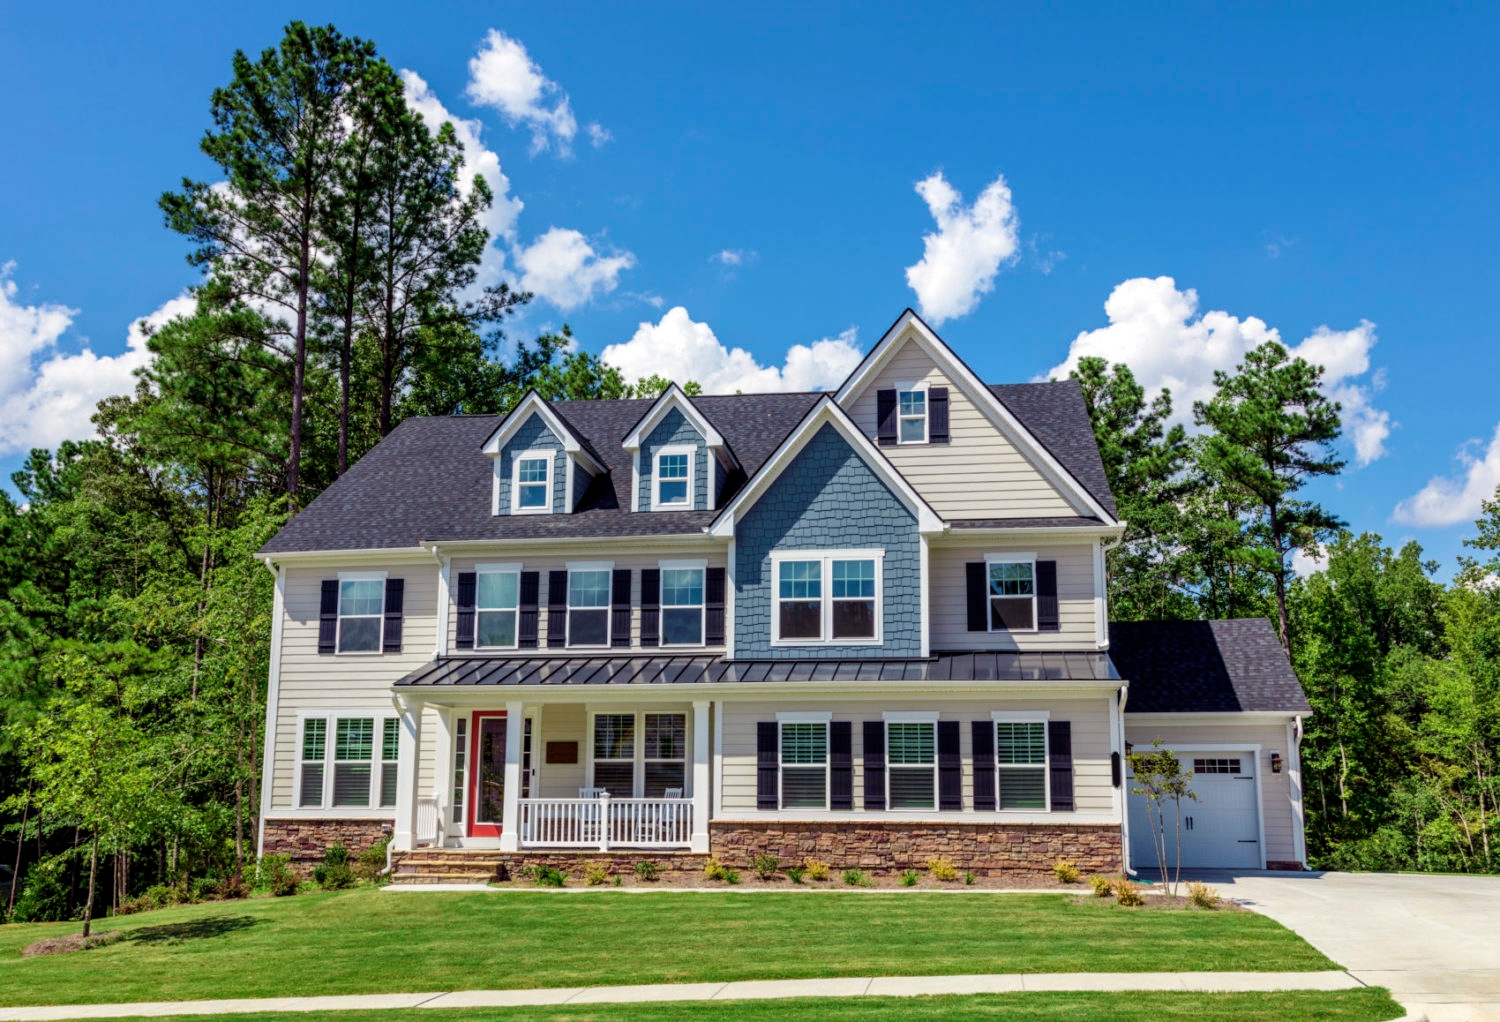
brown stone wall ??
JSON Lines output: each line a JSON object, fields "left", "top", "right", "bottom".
{"left": 709, "top": 820, "right": 1121, "bottom": 876}
{"left": 262, "top": 818, "right": 394, "bottom": 873}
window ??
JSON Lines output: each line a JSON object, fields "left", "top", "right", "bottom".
{"left": 780, "top": 721, "right": 828, "bottom": 809}
{"left": 568, "top": 568, "right": 612, "bottom": 646}
{"left": 886, "top": 721, "right": 936, "bottom": 809}
{"left": 897, "top": 388, "right": 927, "bottom": 443}
{"left": 379, "top": 718, "right": 400, "bottom": 808}
{"left": 653, "top": 446, "right": 694, "bottom": 509}
{"left": 299, "top": 718, "right": 326, "bottom": 808}
{"left": 451, "top": 716, "right": 468, "bottom": 826}
{"left": 513, "top": 455, "right": 551, "bottom": 513}
{"left": 337, "top": 578, "right": 384, "bottom": 653}
{"left": 476, "top": 567, "right": 520, "bottom": 649}
{"left": 661, "top": 566, "right": 705, "bottom": 646}
{"left": 995, "top": 721, "right": 1047, "bottom": 810}
{"left": 643, "top": 714, "right": 686, "bottom": 797}
{"left": 592, "top": 713, "right": 635, "bottom": 795}
{"left": 772, "top": 551, "right": 883, "bottom": 644}
{"left": 333, "top": 717, "right": 375, "bottom": 807}
{"left": 1194, "top": 758, "right": 1242, "bottom": 775}
{"left": 987, "top": 559, "right": 1036, "bottom": 631}
{"left": 296, "top": 712, "right": 397, "bottom": 811}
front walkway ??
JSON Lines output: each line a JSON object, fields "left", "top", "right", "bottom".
{"left": 0, "top": 970, "right": 1366, "bottom": 1021}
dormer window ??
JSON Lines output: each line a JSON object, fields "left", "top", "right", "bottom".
{"left": 652, "top": 445, "right": 695, "bottom": 510}
{"left": 513, "top": 455, "right": 551, "bottom": 514}
{"left": 897, "top": 388, "right": 928, "bottom": 444}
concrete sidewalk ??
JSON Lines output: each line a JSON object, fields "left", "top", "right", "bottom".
{"left": 0, "top": 971, "right": 1368, "bottom": 1021}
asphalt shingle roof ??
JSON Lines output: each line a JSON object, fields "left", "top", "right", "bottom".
{"left": 990, "top": 381, "right": 1118, "bottom": 520}
{"left": 1109, "top": 618, "right": 1311, "bottom": 714}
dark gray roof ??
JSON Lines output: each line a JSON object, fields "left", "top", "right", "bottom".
{"left": 990, "top": 381, "right": 1117, "bottom": 520}
{"left": 1109, "top": 618, "right": 1311, "bottom": 714}
{"left": 395, "top": 651, "right": 1119, "bottom": 687}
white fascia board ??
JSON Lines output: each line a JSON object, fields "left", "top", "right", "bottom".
{"left": 621, "top": 384, "right": 730, "bottom": 458}
{"left": 1125, "top": 711, "right": 1304, "bottom": 726}
{"left": 480, "top": 391, "right": 606, "bottom": 475}
{"left": 398, "top": 679, "right": 1126, "bottom": 706}
{"left": 257, "top": 547, "right": 435, "bottom": 568}
{"left": 834, "top": 310, "right": 1119, "bottom": 526}
{"left": 709, "top": 396, "right": 944, "bottom": 538}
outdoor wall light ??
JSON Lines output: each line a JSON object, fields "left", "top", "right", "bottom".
{"left": 1270, "top": 751, "right": 1283, "bottom": 774}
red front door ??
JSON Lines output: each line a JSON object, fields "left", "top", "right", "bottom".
{"left": 468, "top": 712, "right": 507, "bottom": 837}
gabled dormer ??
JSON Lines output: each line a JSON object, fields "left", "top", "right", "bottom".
{"left": 622, "top": 384, "right": 738, "bottom": 512}
{"left": 481, "top": 391, "right": 608, "bottom": 516}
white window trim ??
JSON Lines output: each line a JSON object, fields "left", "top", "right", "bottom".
{"left": 776, "top": 717, "right": 831, "bottom": 812}
{"left": 474, "top": 562, "right": 522, "bottom": 651}
{"left": 293, "top": 708, "right": 399, "bottom": 814}
{"left": 335, "top": 571, "right": 387, "bottom": 657}
{"left": 658, "top": 558, "right": 708, "bottom": 648}
{"left": 651, "top": 444, "right": 697, "bottom": 511}
{"left": 769, "top": 549, "right": 884, "bottom": 647}
{"left": 984, "top": 551, "right": 1039, "bottom": 635}
{"left": 566, "top": 560, "right": 614, "bottom": 649}
{"left": 585, "top": 709, "right": 690, "bottom": 799}
{"left": 882, "top": 714, "right": 938, "bottom": 811}
{"left": 511, "top": 453, "right": 553, "bottom": 515}
{"left": 896, "top": 380, "right": 930, "bottom": 445}
{"left": 992, "top": 712, "right": 1051, "bottom": 813}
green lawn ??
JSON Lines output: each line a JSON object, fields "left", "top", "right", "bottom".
{"left": 0, "top": 888, "right": 1340, "bottom": 1007}
{"left": 118, "top": 991, "right": 1406, "bottom": 1022}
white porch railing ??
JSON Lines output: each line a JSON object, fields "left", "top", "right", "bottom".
{"left": 519, "top": 796, "right": 694, "bottom": 850}
{"left": 416, "top": 796, "right": 440, "bottom": 845}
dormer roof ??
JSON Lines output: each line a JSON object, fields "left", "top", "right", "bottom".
{"left": 621, "top": 383, "right": 733, "bottom": 462}
{"left": 480, "top": 390, "right": 608, "bottom": 475}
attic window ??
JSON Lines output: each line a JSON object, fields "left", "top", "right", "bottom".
{"left": 897, "top": 388, "right": 927, "bottom": 444}
{"left": 653, "top": 445, "right": 694, "bottom": 510}
{"left": 513, "top": 455, "right": 551, "bottom": 514}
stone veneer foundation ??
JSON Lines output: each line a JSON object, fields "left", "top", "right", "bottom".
{"left": 262, "top": 818, "right": 394, "bottom": 872}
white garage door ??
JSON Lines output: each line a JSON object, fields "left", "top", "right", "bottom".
{"left": 1128, "top": 752, "right": 1261, "bottom": 869}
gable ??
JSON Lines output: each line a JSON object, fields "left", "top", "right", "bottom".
{"left": 636, "top": 406, "right": 710, "bottom": 511}
{"left": 494, "top": 412, "right": 566, "bottom": 515}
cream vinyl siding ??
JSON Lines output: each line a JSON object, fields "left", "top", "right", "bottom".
{"left": 1124, "top": 718, "right": 1298, "bottom": 865}
{"left": 846, "top": 340, "right": 1078, "bottom": 519}
{"left": 928, "top": 539, "right": 1098, "bottom": 651}
{"left": 270, "top": 562, "right": 439, "bottom": 811}
{"left": 534, "top": 702, "right": 587, "bottom": 798}
{"left": 447, "top": 551, "right": 727, "bottom": 652}
{"left": 721, "top": 696, "right": 1113, "bottom": 815}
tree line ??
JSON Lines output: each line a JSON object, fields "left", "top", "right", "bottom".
{"left": 1, "top": 21, "right": 1496, "bottom": 929}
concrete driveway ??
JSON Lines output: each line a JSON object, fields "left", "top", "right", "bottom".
{"left": 1175, "top": 870, "right": 1500, "bottom": 1021}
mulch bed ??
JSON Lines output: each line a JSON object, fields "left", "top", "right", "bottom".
{"left": 21, "top": 931, "right": 122, "bottom": 957}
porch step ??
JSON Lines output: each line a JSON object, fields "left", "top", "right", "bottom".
{"left": 390, "top": 850, "right": 507, "bottom": 886}
{"left": 388, "top": 848, "right": 711, "bottom": 886}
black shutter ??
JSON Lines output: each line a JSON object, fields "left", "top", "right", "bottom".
{"left": 517, "top": 571, "right": 540, "bottom": 648}
{"left": 1049, "top": 720, "right": 1074, "bottom": 811}
{"left": 318, "top": 580, "right": 339, "bottom": 654}
{"left": 757, "top": 722, "right": 779, "bottom": 810}
{"left": 938, "top": 720, "right": 962, "bottom": 811}
{"left": 1037, "top": 560, "right": 1059, "bottom": 632}
{"left": 611, "top": 569, "right": 632, "bottom": 648}
{"left": 704, "top": 566, "right": 726, "bottom": 645}
{"left": 876, "top": 389, "right": 897, "bottom": 445}
{"left": 863, "top": 720, "right": 886, "bottom": 810}
{"left": 546, "top": 570, "right": 568, "bottom": 648}
{"left": 966, "top": 562, "right": 988, "bottom": 632}
{"left": 382, "top": 578, "right": 404, "bottom": 654}
{"left": 972, "top": 720, "right": 996, "bottom": 811}
{"left": 454, "top": 572, "right": 477, "bottom": 650}
{"left": 830, "top": 721, "right": 853, "bottom": 810}
{"left": 928, "top": 387, "right": 950, "bottom": 443}
{"left": 1111, "top": 750, "right": 1122, "bottom": 789}
{"left": 640, "top": 568, "right": 661, "bottom": 647}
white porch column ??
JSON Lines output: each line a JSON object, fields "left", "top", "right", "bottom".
{"left": 431, "top": 708, "right": 455, "bottom": 844}
{"left": 392, "top": 696, "right": 424, "bottom": 852}
{"left": 692, "top": 700, "right": 711, "bottom": 852}
{"left": 499, "top": 701, "right": 524, "bottom": 851}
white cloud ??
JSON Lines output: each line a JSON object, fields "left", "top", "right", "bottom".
{"left": 601, "top": 307, "right": 862, "bottom": 394}
{"left": 514, "top": 228, "right": 634, "bottom": 310}
{"left": 1045, "top": 277, "right": 1391, "bottom": 465}
{"left": 0, "top": 264, "right": 193, "bottom": 455}
{"left": 1291, "top": 545, "right": 1327, "bottom": 578}
{"left": 586, "top": 123, "right": 611, "bottom": 148}
{"left": 904, "top": 171, "right": 1020, "bottom": 325}
{"left": 713, "top": 249, "right": 754, "bottom": 267}
{"left": 1392, "top": 423, "right": 1500, "bottom": 528}
{"left": 465, "top": 29, "right": 589, "bottom": 156}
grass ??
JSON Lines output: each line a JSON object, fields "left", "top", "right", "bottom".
{"left": 109, "top": 990, "right": 1407, "bottom": 1022}
{"left": 0, "top": 887, "right": 1339, "bottom": 1007}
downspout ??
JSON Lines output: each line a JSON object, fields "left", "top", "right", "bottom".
{"left": 1118, "top": 681, "right": 1136, "bottom": 876}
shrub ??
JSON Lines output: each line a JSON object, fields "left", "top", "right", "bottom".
{"left": 1113, "top": 879, "right": 1144, "bottom": 906}
{"left": 803, "top": 858, "right": 831, "bottom": 882}
{"left": 1088, "top": 875, "right": 1114, "bottom": 898}
{"left": 633, "top": 860, "right": 661, "bottom": 882}
{"left": 785, "top": 865, "right": 805, "bottom": 884}
{"left": 354, "top": 837, "right": 390, "bottom": 882}
{"left": 926, "top": 857, "right": 960, "bottom": 882}
{"left": 963, "top": 870, "right": 977, "bottom": 886}
{"left": 613, "top": 874, "right": 623, "bottom": 887}
{"left": 313, "top": 845, "right": 356, "bottom": 890}
{"left": 583, "top": 861, "right": 611, "bottom": 886}
{"left": 722, "top": 868, "right": 742, "bottom": 885}
{"left": 1052, "top": 859, "right": 1081, "bottom": 884}
{"left": 9, "top": 866, "right": 69, "bottom": 922}
{"left": 842, "top": 868, "right": 873, "bottom": 887}
{"left": 255, "top": 854, "right": 299, "bottom": 897}
{"left": 522, "top": 864, "right": 568, "bottom": 887}
{"left": 1186, "top": 880, "right": 1219, "bottom": 909}
{"left": 900, "top": 869, "right": 920, "bottom": 887}
{"left": 191, "top": 876, "right": 221, "bottom": 902}
{"left": 703, "top": 857, "right": 726, "bottom": 881}
{"left": 750, "top": 852, "right": 780, "bottom": 881}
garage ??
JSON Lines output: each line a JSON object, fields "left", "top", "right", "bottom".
{"left": 1128, "top": 750, "right": 1263, "bottom": 869}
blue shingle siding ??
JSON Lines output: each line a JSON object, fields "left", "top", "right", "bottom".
{"left": 734, "top": 423, "right": 921, "bottom": 658}
{"left": 496, "top": 413, "right": 565, "bottom": 515}
{"left": 637, "top": 407, "right": 707, "bottom": 511}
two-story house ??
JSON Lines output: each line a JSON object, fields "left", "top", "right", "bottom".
{"left": 254, "top": 310, "right": 1311, "bottom": 882}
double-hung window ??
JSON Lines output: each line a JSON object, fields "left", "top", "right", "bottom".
{"left": 779, "top": 719, "right": 829, "bottom": 809}
{"left": 886, "top": 718, "right": 936, "bottom": 810}
{"left": 297, "top": 711, "right": 398, "bottom": 811}
{"left": 987, "top": 557, "right": 1036, "bottom": 632}
{"left": 512, "top": 455, "right": 551, "bottom": 513}
{"left": 337, "top": 577, "right": 384, "bottom": 653}
{"left": 772, "top": 551, "right": 882, "bottom": 644}
{"left": 333, "top": 717, "right": 375, "bottom": 807}
{"left": 643, "top": 714, "right": 686, "bottom": 797}
{"left": 379, "top": 718, "right": 400, "bottom": 808}
{"left": 568, "top": 567, "right": 612, "bottom": 646}
{"left": 897, "top": 387, "right": 927, "bottom": 443}
{"left": 299, "top": 718, "right": 327, "bottom": 808}
{"left": 476, "top": 565, "right": 520, "bottom": 649}
{"left": 592, "top": 713, "right": 636, "bottom": 795}
{"left": 660, "top": 564, "right": 705, "bottom": 646}
{"left": 994, "top": 717, "right": 1048, "bottom": 809}
{"left": 591, "top": 711, "right": 689, "bottom": 797}
{"left": 653, "top": 446, "right": 694, "bottom": 509}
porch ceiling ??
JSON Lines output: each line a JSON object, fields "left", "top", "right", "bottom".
{"left": 394, "top": 651, "right": 1119, "bottom": 687}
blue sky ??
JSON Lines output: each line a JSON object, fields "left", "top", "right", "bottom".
{"left": 2, "top": 3, "right": 1497, "bottom": 575}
